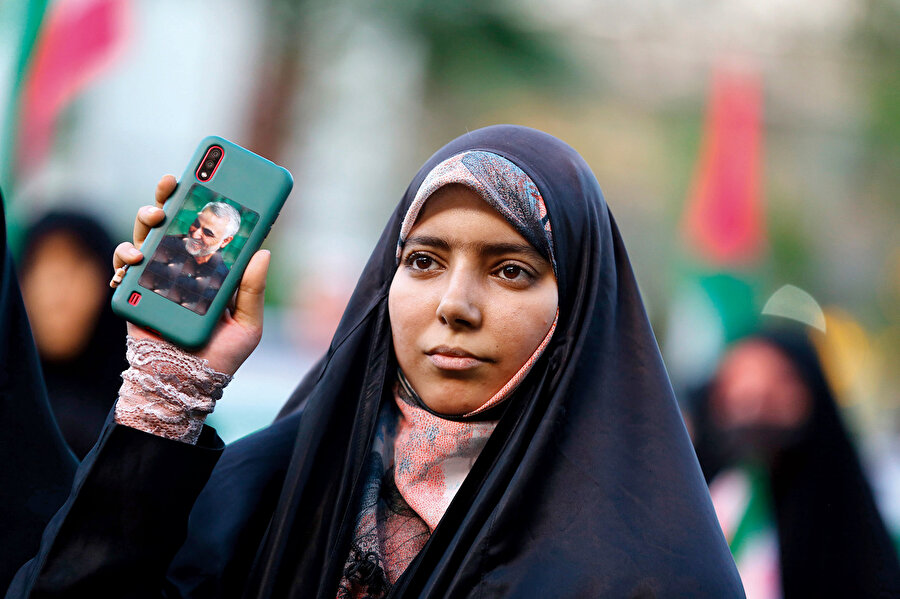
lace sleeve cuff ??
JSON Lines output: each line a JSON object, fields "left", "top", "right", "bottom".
{"left": 114, "top": 336, "right": 232, "bottom": 444}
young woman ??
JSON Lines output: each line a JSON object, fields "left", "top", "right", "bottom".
{"left": 19, "top": 212, "right": 127, "bottom": 459}
{"left": 7, "top": 125, "right": 743, "bottom": 597}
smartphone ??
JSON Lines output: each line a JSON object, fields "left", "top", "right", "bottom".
{"left": 111, "top": 136, "right": 293, "bottom": 348}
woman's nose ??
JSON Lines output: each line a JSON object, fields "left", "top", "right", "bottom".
{"left": 435, "top": 270, "right": 482, "bottom": 329}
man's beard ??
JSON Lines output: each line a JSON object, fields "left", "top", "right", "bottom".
{"left": 184, "top": 236, "right": 216, "bottom": 257}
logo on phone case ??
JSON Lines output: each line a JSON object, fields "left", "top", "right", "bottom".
{"left": 128, "top": 292, "right": 142, "bottom": 306}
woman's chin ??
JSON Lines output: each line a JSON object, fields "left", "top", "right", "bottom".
{"left": 416, "top": 381, "right": 496, "bottom": 416}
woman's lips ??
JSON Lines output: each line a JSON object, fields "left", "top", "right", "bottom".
{"left": 426, "top": 347, "right": 487, "bottom": 371}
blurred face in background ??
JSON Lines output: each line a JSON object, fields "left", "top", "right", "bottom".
{"left": 709, "top": 339, "right": 814, "bottom": 460}
{"left": 21, "top": 231, "right": 108, "bottom": 361}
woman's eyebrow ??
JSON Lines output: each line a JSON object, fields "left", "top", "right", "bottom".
{"left": 405, "top": 235, "right": 545, "bottom": 262}
{"left": 475, "top": 241, "right": 544, "bottom": 262}
{"left": 405, "top": 235, "right": 450, "bottom": 252}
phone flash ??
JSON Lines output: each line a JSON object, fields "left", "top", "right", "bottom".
{"left": 200, "top": 171, "right": 208, "bottom": 178}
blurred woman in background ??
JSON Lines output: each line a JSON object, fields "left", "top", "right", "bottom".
{"left": 691, "top": 327, "right": 900, "bottom": 598}
{"left": 19, "top": 211, "right": 127, "bottom": 459}
{"left": 0, "top": 194, "right": 77, "bottom": 594}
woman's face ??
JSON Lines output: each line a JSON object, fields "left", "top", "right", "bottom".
{"left": 389, "top": 184, "right": 558, "bottom": 415}
{"left": 711, "top": 339, "right": 813, "bottom": 430}
{"left": 21, "top": 231, "right": 107, "bottom": 361}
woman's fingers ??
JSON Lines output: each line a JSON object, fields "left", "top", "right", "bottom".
{"left": 132, "top": 205, "right": 166, "bottom": 248}
{"left": 115, "top": 175, "right": 176, "bottom": 286}
{"left": 110, "top": 242, "right": 143, "bottom": 287}
{"left": 113, "top": 242, "right": 143, "bottom": 269}
{"left": 155, "top": 174, "right": 177, "bottom": 208}
{"left": 132, "top": 175, "right": 177, "bottom": 247}
{"left": 109, "top": 266, "right": 128, "bottom": 288}
{"left": 231, "top": 250, "right": 271, "bottom": 333}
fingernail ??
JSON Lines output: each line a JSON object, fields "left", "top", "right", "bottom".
{"left": 110, "top": 267, "right": 126, "bottom": 288}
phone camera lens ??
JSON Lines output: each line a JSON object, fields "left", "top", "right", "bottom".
{"left": 210, "top": 149, "right": 221, "bottom": 158}
{"left": 205, "top": 160, "right": 215, "bottom": 169}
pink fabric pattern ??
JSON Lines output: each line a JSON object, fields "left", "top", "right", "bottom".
{"left": 336, "top": 394, "right": 429, "bottom": 599}
{"left": 115, "top": 336, "right": 231, "bottom": 444}
{"left": 393, "top": 387, "right": 499, "bottom": 532}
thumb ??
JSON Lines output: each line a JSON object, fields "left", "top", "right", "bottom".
{"left": 232, "top": 250, "right": 270, "bottom": 330}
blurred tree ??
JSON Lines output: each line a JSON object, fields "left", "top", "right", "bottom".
{"left": 245, "top": 0, "right": 305, "bottom": 161}
{"left": 854, "top": 0, "right": 900, "bottom": 435}
{"left": 245, "top": 0, "right": 579, "bottom": 162}
{"left": 854, "top": 0, "right": 900, "bottom": 374}
{"left": 856, "top": 0, "right": 900, "bottom": 215}
{"left": 389, "top": 0, "right": 578, "bottom": 97}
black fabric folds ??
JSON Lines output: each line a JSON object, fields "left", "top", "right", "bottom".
{"left": 694, "top": 328, "right": 900, "bottom": 597}
{"left": 263, "top": 125, "right": 743, "bottom": 597}
{"left": 0, "top": 189, "right": 77, "bottom": 591}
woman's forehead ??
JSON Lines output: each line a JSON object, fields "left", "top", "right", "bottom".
{"left": 413, "top": 183, "right": 510, "bottom": 222}
{"left": 407, "top": 186, "right": 537, "bottom": 249}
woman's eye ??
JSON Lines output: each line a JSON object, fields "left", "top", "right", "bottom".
{"left": 497, "top": 264, "right": 530, "bottom": 281}
{"left": 408, "top": 254, "right": 436, "bottom": 270}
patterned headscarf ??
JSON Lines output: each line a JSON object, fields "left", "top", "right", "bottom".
{"left": 338, "top": 151, "right": 558, "bottom": 599}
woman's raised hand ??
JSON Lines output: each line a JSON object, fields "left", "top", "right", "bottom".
{"left": 111, "top": 175, "right": 269, "bottom": 376}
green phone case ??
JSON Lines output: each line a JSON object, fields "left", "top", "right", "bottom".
{"left": 111, "top": 136, "right": 293, "bottom": 348}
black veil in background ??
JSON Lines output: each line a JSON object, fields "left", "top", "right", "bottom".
{"left": 0, "top": 189, "right": 77, "bottom": 591}
{"left": 692, "top": 327, "right": 900, "bottom": 597}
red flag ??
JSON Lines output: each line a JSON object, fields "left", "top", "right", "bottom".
{"left": 17, "top": 0, "right": 129, "bottom": 173}
{"left": 682, "top": 66, "right": 765, "bottom": 266}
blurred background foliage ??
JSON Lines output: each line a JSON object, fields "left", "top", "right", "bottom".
{"left": 0, "top": 0, "right": 897, "bottom": 533}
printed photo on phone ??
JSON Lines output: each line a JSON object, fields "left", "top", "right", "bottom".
{"left": 139, "top": 185, "right": 260, "bottom": 315}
